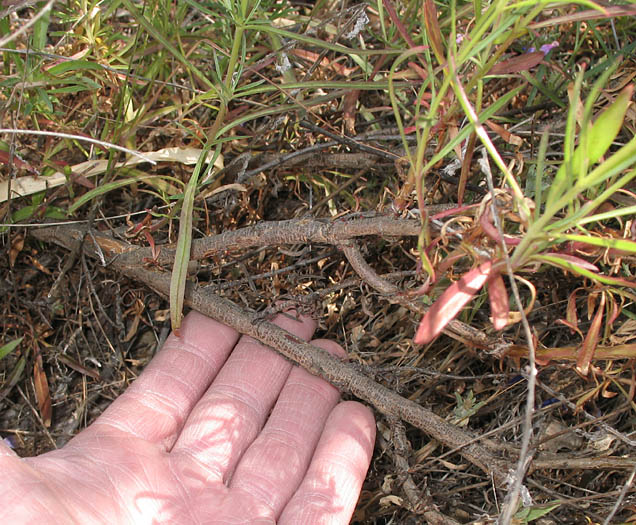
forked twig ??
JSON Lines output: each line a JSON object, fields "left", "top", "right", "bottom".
{"left": 109, "top": 215, "right": 496, "bottom": 348}
{"left": 32, "top": 222, "right": 510, "bottom": 482}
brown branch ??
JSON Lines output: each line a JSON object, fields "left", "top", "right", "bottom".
{"left": 109, "top": 214, "right": 496, "bottom": 347}
{"left": 120, "top": 215, "right": 423, "bottom": 266}
{"left": 532, "top": 455, "right": 636, "bottom": 471}
{"left": 32, "top": 223, "right": 511, "bottom": 482}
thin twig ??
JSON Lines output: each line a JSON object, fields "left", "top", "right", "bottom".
{"left": 478, "top": 149, "right": 537, "bottom": 525}
{"left": 340, "top": 239, "right": 492, "bottom": 347}
{"left": 602, "top": 464, "right": 636, "bottom": 525}
{"left": 536, "top": 380, "right": 636, "bottom": 448}
{"left": 0, "top": 129, "right": 155, "bottom": 163}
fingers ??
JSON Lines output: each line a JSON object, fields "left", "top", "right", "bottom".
{"left": 169, "top": 312, "right": 316, "bottom": 482}
{"left": 278, "top": 401, "right": 376, "bottom": 525}
{"left": 0, "top": 438, "right": 17, "bottom": 458}
{"left": 228, "top": 339, "right": 345, "bottom": 515}
{"left": 75, "top": 311, "right": 240, "bottom": 450}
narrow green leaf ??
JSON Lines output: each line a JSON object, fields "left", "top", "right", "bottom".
{"left": 509, "top": 0, "right": 605, "bottom": 10}
{"left": 547, "top": 80, "right": 632, "bottom": 214}
{"left": 544, "top": 71, "right": 584, "bottom": 210}
{"left": 581, "top": 85, "right": 632, "bottom": 169}
{"left": 31, "top": 2, "right": 51, "bottom": 52}
{"left": 244, "top": 24, "right": 397, "bottom": 57}
{"left": 534, "top": 128, "right": 550, "bottom": 218}
{"left": 424, "top": 86, "right": 524, "bottom": 173}
{"left": 119, "top": 0, "right": 215, "bottom": 90}
{"left": 50, "top": 82, "right": 101, "bottom": 94}
{"left": 520, "top": 71, "right": 567, "bottom": 109}
{"left": 0, "top": 356, "right": 26, "bottom": 400}
{"left": 582, "top": 138, "right": 636, "bottom": 189}
{"left": 169, "top": 145, "right": 219, "bottom": 332}
{"left": 555, "top": 233, "right": 636, "bottom": 254}
{"left": 170, "top": 179, "right": 196, "bottom": 334}
{"left": 533, "top": 254, "right": 636, "bottom": 287}
{"left": 68, "top": 174, "right": 156, "bottom": 214}
{"left": 47, "top": 60, "right": 105, "bottom": 76}
{"left": 514, "top": 503, "right": 560, "bottom": 522}
{"left": 546, "top": 166, "right": 636, "bottom": 233}
{"left": 578, "top": 204, "right": 636, "bottom": 225}
{"left": 12, "top": 205, "right": 37, "bottom": 223}
{"left": 0, "top": 337, "right": 22, "bottom": 360}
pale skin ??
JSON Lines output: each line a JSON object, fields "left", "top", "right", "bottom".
{"left": 0, "top": 311, "right": 376, "bottom": 524}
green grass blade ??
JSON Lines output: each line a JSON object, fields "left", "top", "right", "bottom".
{"left": 68, "top": 174, "right": 157, "bottom": 214}
{"left": 169, "top": 144, "right": 219, "bottom": 332}
{"left": 0, "top": 337, "right": 22, "bottom": 360}
{"left": 544, "top": 68, "right": 584, "bottom": 211}
{"left": 47, "top": 60, "right": 105, "bottom": 76}
{"left": 533, "top": 254, "right": 636, "bottom": 287}
{"left": 578, "top": 205, "right": 636, "bottom": 225}
{"left": 2, "top": 356, "right": 26, "bottom": 396}
{"left": 584, "top": 85, "right": 632, "bottom": 166}
{"left": 423, "top": 85, "right": 524, "bottom": 174}
{"left": 554, "top": 233, "right": 636, "bottom": 255}
{"left": 533, "top": 128, "right": 550, "bottom": 219}
{"left": 244, "top": 24, "right": 400, "bottom": 57}
{"left": 31, "top": 1, "right": 51, "bottom": 51}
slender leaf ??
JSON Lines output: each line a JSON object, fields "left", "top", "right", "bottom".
{"left": 415, "top": 260, "right": 495, "bottom": 345}
{"left": 169, "top": 144, "right": 219, "bottom": 332}
{"left": 47, "top": 60, "right": 105, "bottom": 76}
{"left": 0, "top": 337, "right": 22, "bottom": 360}
{"left": 119, "top": 0, "right": 216, "bottom": 90}
{"left": 555, "top": 233, "right": 636, "bottom": 254}
{"left": 544, "top": 71, "right": 584, "bottom": 210}
{"left": 31, "top": 1, "right": 51, "bottom": 51}
{"left": 424, "top": 86, "right": 524, "bottom": 173}
{"left": 423, "top": 0, "right": 445, "bottom": 64}
{"left": 577, "top": 292, "right": 605, "bottom": 375}
{"left": 533, "top": 254, "right": 636, "bottom": 287}
{"left": 487, "top": 271, "right": 509, "bottom": 330}
{"left": 69, "top": 174, "right": 156, "bottom": 214}
{"left": 578, "top": 204, "right": 636, "bottom": 225}
{"left": 533, "top": 127, "right": 550, "bottom": 219}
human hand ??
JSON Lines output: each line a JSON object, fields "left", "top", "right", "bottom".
{"left": 0, "top": 311, "right": 375, "bottom": 524}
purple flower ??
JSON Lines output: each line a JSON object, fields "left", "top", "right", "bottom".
{"left": 540, "top": 41, "right": 559, "bottom": 54}
{"left": 528, "top": 41, "right": 559, "bottom": 55}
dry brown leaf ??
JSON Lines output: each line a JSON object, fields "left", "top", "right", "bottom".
{"left": 489, "top": 51, "right": 544, "bottom": 75}
{"left": 485, "top": 120, "right": 523, "bottom": 147}
{"left": 33, "top": 352, "right": 51, "bottom": 427}
{"left": 9, "top": 234, "right": 24, "bottom": 267}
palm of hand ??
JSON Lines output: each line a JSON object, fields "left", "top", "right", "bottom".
{"left": 0, "top": 312, "right": 375, "bottom": 524}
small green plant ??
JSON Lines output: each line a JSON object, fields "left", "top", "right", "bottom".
{"left": 0, "top": 337, "right": 25, "bottom": 401}
{"left": 513, "top": 502, "right": 560, "bottom": 523}
{"left": 414, "top": 64, "right": 636, "bottom": 374}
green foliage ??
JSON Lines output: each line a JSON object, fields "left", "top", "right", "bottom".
{"left": 514, "top": 503, "right": 560, "bottom": 523}
{"left": 0, "top": 338, "right": 22, "bottom": 361}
